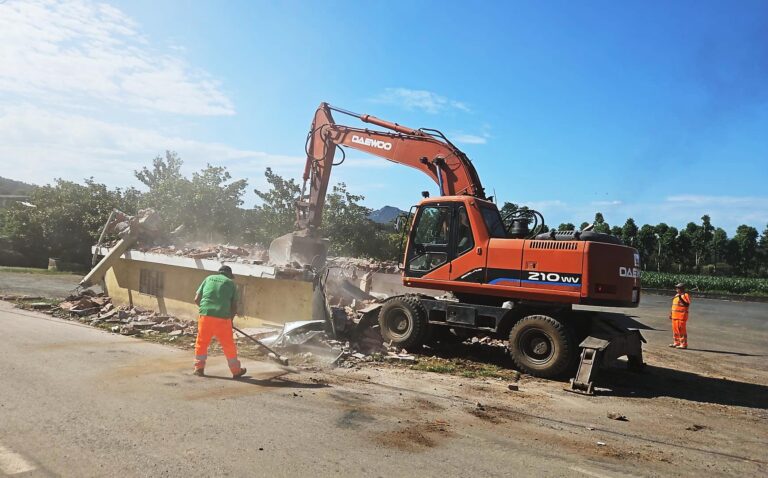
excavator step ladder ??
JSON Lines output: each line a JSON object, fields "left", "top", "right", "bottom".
{"left": 568, "top": 317, "right": 646, "bottom": 395}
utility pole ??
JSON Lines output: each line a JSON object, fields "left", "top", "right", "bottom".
{"left": 654, "top": 233, "right": 662, "bottom": 272}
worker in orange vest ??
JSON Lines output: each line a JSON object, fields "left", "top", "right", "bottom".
{"left": 669, "top": 283, "right": 691, "bottom": 349}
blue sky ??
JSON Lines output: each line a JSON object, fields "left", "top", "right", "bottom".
{"left": 0, "top": 0, "right": 766, "bottom": 234}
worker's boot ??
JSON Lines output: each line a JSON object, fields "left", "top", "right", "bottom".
{"left": 193, "top": 368, "right": 205, "bottom": 377}
{"left": 232, "top": 368, "right": 247, "bottom": 379}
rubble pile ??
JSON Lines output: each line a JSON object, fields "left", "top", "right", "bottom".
{"left": 326, "top": 257, "right": 400, "bottom": 274}
{"left": 140, "top": 243, "right": 270, "bottom": 264}
{"left": 54, "top": 291, "right": 197, "bottom": 339}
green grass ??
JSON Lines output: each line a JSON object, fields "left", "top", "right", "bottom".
{"left": 641, "top": 271, "right": 768, "bottom": 296}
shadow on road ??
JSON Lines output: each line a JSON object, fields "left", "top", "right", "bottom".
{"left": 205, "top": 374, "right": 330, "bottom": 389}
{"left": 592, "top": 311, "right": 659, "bottom": 331}
{"left": 604, "top": 365, "right": 768, "bottom": 409}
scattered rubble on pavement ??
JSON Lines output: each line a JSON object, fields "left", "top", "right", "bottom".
{"left": 4, "top": 287, "right": 512, "bottom": 376}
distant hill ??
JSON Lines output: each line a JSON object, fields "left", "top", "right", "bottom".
{"left": 368, "top": 205, "right": 407, "bottom": 224}
{"left": 0, "top": 176, "right": 34, "bottom": 196}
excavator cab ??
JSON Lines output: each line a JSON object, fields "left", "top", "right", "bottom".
{"left": 403, "top": 200, "right": 476, "bottom": 278}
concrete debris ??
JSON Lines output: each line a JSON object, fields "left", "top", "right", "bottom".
{"left": 326, "top": 257, "right": 400, "bottom": 274}
{"left": 127, "top": 320, "right": 155, "bottom": 330}
{"left": 686, "top": 424, "right": 707, "bottom": 431}
{"left": 385, "top": 352, "right": 417, "bottom": 362}
{"left": 607, "top": 412, "right": 629, "bottom": 422}
{"left": 150, "top": 323, "right": 177, "bottom": 333}
{"left": 50, "top": 292, "right": 198, "bottom": 338}
{"left": 140, "top": 243, "right": 270, "bottom": 265}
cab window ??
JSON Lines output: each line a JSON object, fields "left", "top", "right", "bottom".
{"left": 455, "top": 206, "right": 474, "bottom": 255}
{"left": 407, "top": 206, "right": 450, "bottom": 273}
{"left": 481, "top": 205, "right": 507, "bottom": 238}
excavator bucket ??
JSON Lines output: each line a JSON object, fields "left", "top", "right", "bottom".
{"left": 268, "top": 231, "right": 329, "bottom": 268}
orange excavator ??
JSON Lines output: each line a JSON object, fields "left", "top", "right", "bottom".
{"left": 270, "top": 103, "right": 644, "bottom": 391}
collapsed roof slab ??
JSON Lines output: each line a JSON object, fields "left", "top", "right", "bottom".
{"left": 91, "top": 247, "right": 314, "bottom": 328}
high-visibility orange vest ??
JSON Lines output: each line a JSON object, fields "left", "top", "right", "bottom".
{"left": 671, "top": 293, "right": 691, "bottom": 320}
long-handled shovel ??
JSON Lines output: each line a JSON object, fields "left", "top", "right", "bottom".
{"left": 232, "top": 325, "right": 290, "bottom": 366}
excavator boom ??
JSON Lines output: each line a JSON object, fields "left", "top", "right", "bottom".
{"left": 300, "top": 103, "right": 485, "bottom": 230}
{"left": 269, "top": 102, "right": 486, "bottom": 265}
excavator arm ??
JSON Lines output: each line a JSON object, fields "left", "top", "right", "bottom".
{"left": 298, "top": 103, "right": 486, "bottom": 230}
{"left": 269, "top": 102, "right": 486, "bottom": 266}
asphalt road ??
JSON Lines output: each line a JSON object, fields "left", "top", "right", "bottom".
{"left": 1, "top": 273, "right": 766, "bottom": 477}
{"left": 1, "top": 301, "right": 654, "bottom": 478}
{"left": 0, "top": 272, "right": 88, "bottom": 299}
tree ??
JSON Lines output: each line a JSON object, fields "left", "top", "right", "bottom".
{"left": 321, "top": 183, "right": 399, "bottom": 259}
{"left": 685, "top": 216, "right": 713, "bottom": 271}
{"left": 593, "top": 212, "right": 610, "bottom": 234}
{"left": 710, "top": 227, "right": 728, "bottom": 272}
{"left": 2, "top": 179, "right": 137, "bottom": 266}
{"left": 620, "top": 218, "right": 638, "bottom": 247}
{"left": 758, "top": 224, "right": 768, "bottom": 275}
{"left": 557, "top": 223, "right": 575, "bottom": 231}
{"left": 188, "top": 165, "right": 247, "bottom": 240}
{"left": 249, "top": 167, "right": 302, "bottom": 246}
{"left": 610, "top": 225, "right": 622, "bottom": 237}
{"left": 698, "top": 215, "right": 714, "bottom": 265}
{"left": 135, "top": 151, "right": 248, "bottom": 241}
{"left": 727, "top": 225, "right": 759, "bottom": 276}
{"left": 499, "top": 202, "right": 519, "bottom": 218}
{"left": 654, "top": 223, "right": 677, "bottom": 272}
{"left": 135, "top": 151, "right": 191, "bottom": 233}
{"left": 636, "top": 224, "right": 657, "bottom": 269}
{"left": 674, "top": 230, "right": 694, "bottom": 272}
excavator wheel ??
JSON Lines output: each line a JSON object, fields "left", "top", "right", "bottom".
{"left": 378, "top": 296, "right": 429, "bottom": 350}
{"left": 508, "top": 314, "right": 575, "bottom": 378}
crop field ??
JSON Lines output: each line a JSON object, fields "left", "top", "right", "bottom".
{"left": 641, "top": 271, "right": 768, "bottom": 296}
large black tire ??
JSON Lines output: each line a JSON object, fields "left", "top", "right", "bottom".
{"left": 508, "top": 314, "right": 575, "bottom": 378}
{"left": 378, "top": 296, "right": 429, "bottom": 350}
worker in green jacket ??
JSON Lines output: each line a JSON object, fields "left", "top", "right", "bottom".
{"left": 193, "top": 265, "right": 246, "bottom": 378}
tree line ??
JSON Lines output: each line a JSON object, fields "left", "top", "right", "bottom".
{"left": 557, "top": 212, "right": 767, "bottom": 278}
{"left": 1, "top": 152, "right": 766, "bottom": 278}
{"left": 0, "top": 152, "right": 399, "bottom": 267}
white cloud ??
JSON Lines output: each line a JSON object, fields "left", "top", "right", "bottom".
{"left": 0, "top": 0, "right": 234, "bottom": 116}
{"left": 372, "top": 88, "right": 470, "bottom": 114}
{"left": 452, "top": 133, "right": 488, "bottom": 145}
{"left": 0, "top": 105, "right": 303, "bottom": 189}
{"left": 591, "top": 200, "right": 623, "bottom": 206}
{"left": 666, "top": 195, "right": 767, "bottom": 206}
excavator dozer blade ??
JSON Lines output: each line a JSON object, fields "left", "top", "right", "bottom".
{"left": 268, "top": 232, "right": 329, "bottom": 268}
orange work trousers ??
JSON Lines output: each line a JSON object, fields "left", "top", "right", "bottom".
{"left": 194, "top": 315, "right": 242, "bottom": 373}
{"left": 672, "top": 319, "right": 688, "bottom": 348}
